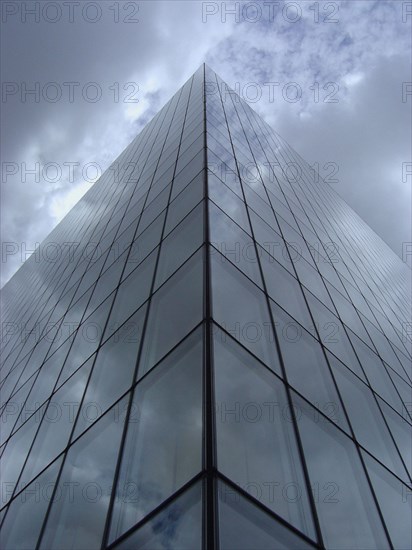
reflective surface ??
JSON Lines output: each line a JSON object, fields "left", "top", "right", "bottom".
{"left": 1, "top": 64, "right": 411, "bottom": 549}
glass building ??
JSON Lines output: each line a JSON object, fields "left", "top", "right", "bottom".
{"left": 0, "top": 64, "right": 411, "bottom": 549}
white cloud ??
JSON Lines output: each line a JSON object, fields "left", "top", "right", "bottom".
{"left": 1, "top": 0, "right": 411, "bottom": 286}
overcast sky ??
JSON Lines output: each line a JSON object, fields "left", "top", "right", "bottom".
{"left": 1, "top": 0, "right": 411, "bottom": 287}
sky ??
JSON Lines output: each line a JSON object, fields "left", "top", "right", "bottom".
{"left": 1, "top": 0, "right": 411, "bottom": 287}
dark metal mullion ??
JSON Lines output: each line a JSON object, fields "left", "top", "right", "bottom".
{"left": 215, "top": 74, "right": 324, "bottom": 548}
{"left": 203, "top": 63, "right": 218, "bottom": 550}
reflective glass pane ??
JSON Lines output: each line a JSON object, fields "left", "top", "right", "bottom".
{"left": 295, "top": 393, "right": 389, "bottom": 549}
{"left": 0, "top": 458, "right": 62, "bottom": 550}
{"left": 109, "top": 330, "right": 202, "bottom": 541}
{"left": 73, "top": 305, "right": 146, "bottom": 437}
{"left": 107, "top": 248, "right": 157, "bottom": 339}
{"left": 155, "top": 202, "right": 203, "bottom": 290}
{"left": 218, "top": 480, "right": 316, "bottom": 550}
{"left": 138, "top": 249, "right": 203, "bottom": 377}
{"left": 112, "top": 482, "right": 202, "bottom": 550}
{"left": 0, "top": 402, "right": 47, "bottom": 502}
{"left": 39, "top": 397, "right": 128, "bottom": 550}
{"left": 272, "top": 302, "right": 349, "bottom": 431}
{"left": 260, "top": 251, "right": 312, "bottom": 331}
{"left": 211, "top": 252, "right": 279, "bottom": 374}
{"left": 21, "top": 361, "right": 92, "bottom": 487}
{"left": 330, "top": 354, "right": 408, "bottom": 481}
{"left": 214, "top": 330, "right": 315, "bottom": 538}
{"left": 363, "top": 451, "right": 412, "bottom": 550}
{"left": 209, "top": 201, "right": 261, "bottom": 285}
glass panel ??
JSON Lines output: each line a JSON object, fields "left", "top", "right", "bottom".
{"left": 363, "top": 451, "right": 412, "bottom": 550}
{"left": 109, "top": 329, "right": 202, "bottom": 542}
{"left": 304, "top": 289, "right": 363, "bottom": 375}
{"left": 112, "top": 482, "right": 202, "bottom": 550}
{"left": 0, "top": 402, "right": 47, "bottom": 502}
{"left": 272, "top": 302, "right": 349, "bottom": 431}
{"left": 214, "top": 330, "right": 315, "bottom": 538}
{"left": 209, "top": 201, "right": 261, "bottom": 285}
{"left": 218, "top": 480, "right": 316, "bottom": 550}
{"left": 211, "top": 251, "right": 279, "bottom": 374}
{"left": 73, "top": 305, "right": 146, "bottom": 437}
{"left": 138, "top": 248, "right": 203, "bottom": 378}
{"left": 249, "top": 210, "right": 294, "bottom": 275}
{"left": 330, "top": 354, "right": 408, "bottom": 480}
{"left": 208, "top": 171, "right": 250, "bottom": 232}
{"left": 260, "top": 251, "right": 313, "bottom": 332}
{"left": 294, "top": 393, "right": 389, "bottom": 549}
{"left": 155, "top": 202, "right": 203, "bottom": 290}
{"left": 20, "top": 361, "right": 92, "bottom": 487}
{"left": 325, "top": 281, "right": 373, "bottom": 346}
{"left": 39, "top": 397, "right": 128, "bottom": 550}
{"left": 0, "top": 458, "right": 62, "bottom": 550}
{"left": 349, "top": 331, "right": 404, "bottom": 412}
{"left": 122, "top": 214, "right": 164, "bottom": 279}
{"left": 164, "top": 171, "right": 203, "bottom": 235}
{"left": 57, "top": 295, "right": 113, "bottom": 385}
{"left": 377, "top": 396, "right": 412, "bottom": 476}
{"left": 106, "top": 248, "right": 157, "bottom": 339}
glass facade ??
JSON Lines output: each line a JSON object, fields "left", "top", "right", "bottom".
{"left": 1, "top": 64, "right": 411, "bottom": 549}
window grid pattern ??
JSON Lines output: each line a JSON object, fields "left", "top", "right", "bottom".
{"left": 0, "top": 64, "right": 410, "bottom": 550}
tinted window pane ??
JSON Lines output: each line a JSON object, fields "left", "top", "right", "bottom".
{"left": 211, "top": 252, "right": 279, "bottom": 374}
{"left": 0, "top": 458, "right": 62, "bottom": 550}
{"left": 112, "top": 482, "right": 202, "bottom": 550}
{"left": 138, "top": 249, "right": 203, "bottom": 377}
{"left": 214, "top": 330, "right": 315, "bottom": 538}
{"left": 21, "top": 361, "right": 92, "bottom": 487}
{"left": 208, "top": 172, "right": 250, "bottom": 231}
{"left": 164, "top": 171, "right": 203, "bottom": 235}
{"left": 330, "top": 354, "right": 408, "bottom": 480}
{"left": 209, "top": 201, "right": 261, "bottom": 285}
{"left": 107, "top": 248, "right": 157, "bottom": 339}
{"left": 260, "top": 251, "right": 312, "bottom": 331}
{"left": 109, "top": 330, "right": 202, "bottom": 541}
{"left": 218, "top": 481, "right": 316, "bottom": 550}
{"left": 363, "top": 452, "right": 412, "bottom": 550}
{"left": 155, "top": 202, "right": 203, "bottom": 290}
{"left": 0, "top": 402, "right": 47, "bottom": 502}
{"left": 304, "top": 289, "right": 362, "bottom": 375}
{"left": 39, "top": 398, "right": 128, "bottom": 550}
{"left": 73, "top": 305, "right": 146, "bottom": 437}
{"left": 272, "top": 302, "right": 349, "bottom": 431}
{"left": 295, "top": 393, "right": 389, "bottom": 549}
